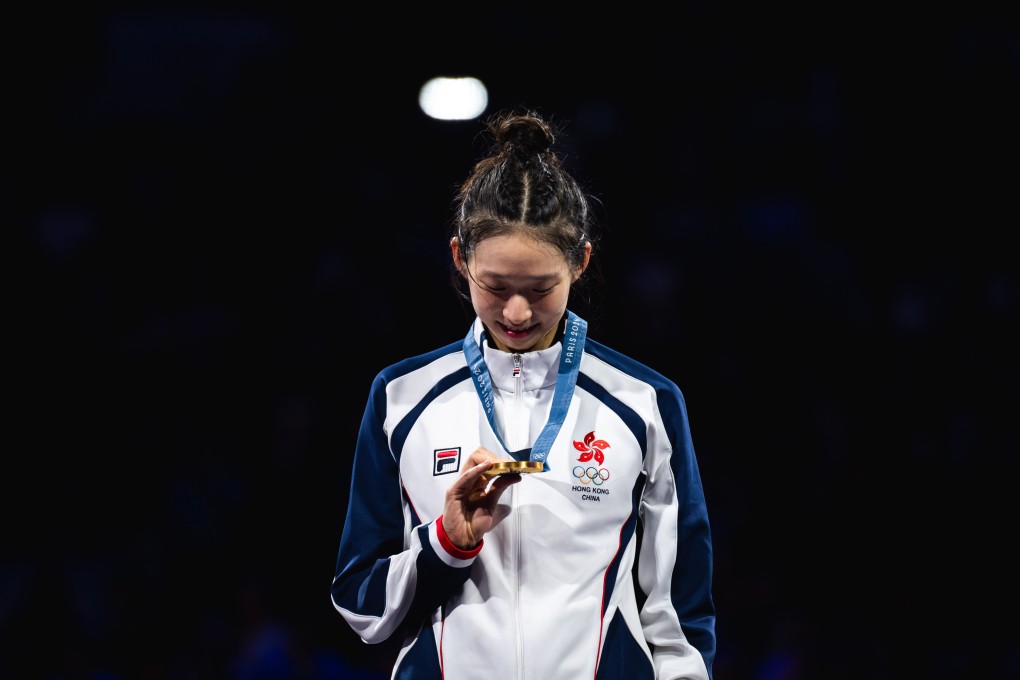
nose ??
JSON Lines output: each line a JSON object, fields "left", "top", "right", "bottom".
{"left": 503, "top": 293, "right": 532, "bottom": 326}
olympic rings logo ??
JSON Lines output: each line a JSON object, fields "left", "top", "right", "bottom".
{"left": 573, "top": 466, "right": 610, "bottom": 485}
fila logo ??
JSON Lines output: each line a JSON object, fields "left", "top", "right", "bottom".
{"left": 433, "top": 447, "right": 461, "bottom": 476}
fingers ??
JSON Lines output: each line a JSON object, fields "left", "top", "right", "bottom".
{"left": 452, "top": 448, "right": 528, "bottom": 505}
{"left": 443, "top": 450, "right": 529, "bottom": 547}
{"left": 465, "top": 464, "right": 528, "bottom": 506}
{"left": 468, "top": 468, "right": 522, "bottom": 504}
{"left": 468, "top": 471, "right": 515, "bottom": 501}
{"left": 488, "top": 473, "right": 522, "bottom": 493}
{"left": 464, "top": 447, "right": 502, "bottom": 467}
{"left": 452, "top": 448, "right": 501, "bottom": 496}
{"left": 452, "top": 459, "right": 495, "bottom": 499}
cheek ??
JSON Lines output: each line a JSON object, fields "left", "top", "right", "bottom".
{"left": 468, "top": 287, "right": 498, "bottom": 310}
{"left": 538, "top": 289, "right": 570, "bottom": 313}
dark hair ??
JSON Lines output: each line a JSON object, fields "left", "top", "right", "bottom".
{"left": 450, "top": 109, "right": 601, "bottom": 312}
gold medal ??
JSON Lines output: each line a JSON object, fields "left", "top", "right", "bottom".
{"left": 486, "top": 460, "right": 544, "bottom": 476}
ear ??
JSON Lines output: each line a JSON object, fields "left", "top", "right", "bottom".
{"left": 450, "top": 236, "right": 466, "bottom": 273}
{"left": 575, "top": 241, "right": 592, "bottom": 280}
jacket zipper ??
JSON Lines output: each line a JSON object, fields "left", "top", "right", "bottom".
{"left": 511, "top": 352, "right": 525, "bottom": 677}
{"left": 510, "top": 354, "right": 524, "bottom": 451}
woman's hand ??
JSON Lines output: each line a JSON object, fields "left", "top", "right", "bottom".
{"left": 441, "top": 448, "right": 521, "bottom": 550}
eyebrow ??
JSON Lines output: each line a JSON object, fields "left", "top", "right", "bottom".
{"left": 474, "top": 270, "right": 560, "bottom": 283}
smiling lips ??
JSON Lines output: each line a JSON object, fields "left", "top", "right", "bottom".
{"left": 500, "top": 323, "right": 537, "bottom": 338}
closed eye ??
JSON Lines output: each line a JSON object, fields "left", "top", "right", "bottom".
{"left": 478, "top": 286, "right": 555, "bottom": 306}
{"left": 483, "top": 286, "right": 555, "bottom": 295}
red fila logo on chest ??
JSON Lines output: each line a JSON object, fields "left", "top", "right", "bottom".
{"left": 434, "top": 447, "right": 461, "bottom": 476}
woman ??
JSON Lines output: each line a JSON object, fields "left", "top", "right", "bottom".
{"left": 331, "top": 109, "right": 716, "bottom": 679}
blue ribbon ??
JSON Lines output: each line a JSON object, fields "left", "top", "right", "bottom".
{"left": 463, "top": 311, "right": 587, "bottom": 471}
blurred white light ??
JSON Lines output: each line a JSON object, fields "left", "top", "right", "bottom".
{"left": 419, "top": 77, "right": 488, "bottom": 121}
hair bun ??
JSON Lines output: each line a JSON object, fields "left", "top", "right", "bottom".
{"left": 496, "top": 114, "right": 556, "bottom": 162}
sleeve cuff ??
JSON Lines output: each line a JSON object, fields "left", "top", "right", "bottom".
{"left": 436, "top": 514, "right": 483, "bottom": 561}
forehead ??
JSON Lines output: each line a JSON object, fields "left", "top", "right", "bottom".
{"left": 470, "top": 234, "right": 570, "bottom": 278}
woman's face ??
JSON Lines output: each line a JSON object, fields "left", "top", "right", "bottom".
{"left": 452, "top": 233, "right": 589, "bottom": 353}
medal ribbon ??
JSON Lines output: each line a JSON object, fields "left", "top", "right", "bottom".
{"left": 463, "top": 311, "right": 587, "bottom": 471}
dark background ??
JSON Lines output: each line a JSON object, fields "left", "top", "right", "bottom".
{"left": 6, "top": 5, "right": 1019, "bottom": 679}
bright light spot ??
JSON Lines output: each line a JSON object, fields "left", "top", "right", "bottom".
{"left": 419, "top": 77, "right": 488, "bottom": 121}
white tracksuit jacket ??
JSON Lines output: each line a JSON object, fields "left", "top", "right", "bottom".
{"left": 331, "top": 312, "right": 715, "bottom": 679}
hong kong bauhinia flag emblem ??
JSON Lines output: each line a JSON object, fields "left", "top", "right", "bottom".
{"left": 573, "top": 431, "right": 610, "bottom": 465}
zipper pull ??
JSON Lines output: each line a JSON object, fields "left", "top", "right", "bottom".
{"left": 512, "top": 353, "right": 521, "bottom": 378}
